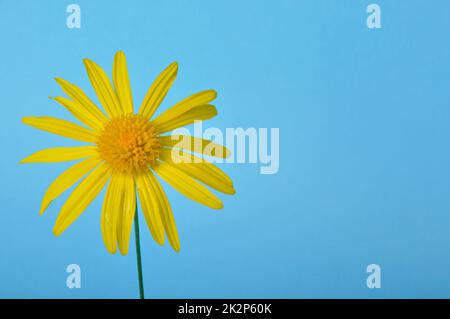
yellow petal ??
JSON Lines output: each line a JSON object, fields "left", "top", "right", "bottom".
{"left": 101, "top": 174, "right": 120, "bottom": 254}
{"left": 145, "top": 170, "right": 180, "bottom": 251}
{"left": 113, "top": 51, "right": 134, "bottom": 114}
{"left": 114, "top": 174, "right": 136, "bottom": 255}
{"left": 153, "top": 105, "right": 217, "bottom": 134}
{"left": 40, "top": 157, "right": 101, "bottom": 215}
{"left": 153, "top": 161, "right": 223, "bottom": 209}
{"left": 22, "top": 116, "right": 97, "bottom": 143}
{"left": 115, "top": 178, "right": 124, "bottom": 253}
{"left": 153, "top": 90, "right": 216, "bottom": 123}
{"left": 21, "top": 146, "right": 97, "bottom": 163}
{"left": 51, "top": 96, "right": 104, "bottom": 131}
{"left": 83, "top": 59, "right": 121, "bottom": 118}
{"left": 135, "top": 171, "right": 165, "bottom": 246}
{"left": 54, "top": 78, "right": 108, "bottom": 125}
{"left": 160, "top": 135, "right": 231, "bottom": 158}
{"left": 53, "top": 163, "right": 110, "bottom": 236}
{"left": 159, "top": 149, "right": 235, "bottom": 195}
{"left": 138, "top": 62, "right": 178, "bottom": 120}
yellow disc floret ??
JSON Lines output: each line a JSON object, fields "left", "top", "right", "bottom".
{"left": 97, "top": 114, "right": 160, "bottom": 174}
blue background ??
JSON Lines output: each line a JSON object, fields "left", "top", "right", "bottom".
{"left": 1, "top": 0, "right": 450, "bottom": 298}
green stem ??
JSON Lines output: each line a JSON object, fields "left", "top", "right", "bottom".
{"left": 134, "top": 205, "right": 145, "bottom": 299}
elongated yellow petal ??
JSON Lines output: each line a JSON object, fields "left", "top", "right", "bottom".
{"left": 83, "top": 59, "right": 121, "bottom": 118}
{"left": 153, "top": 105, "right": 217, "bottom": 133}
{"left": 101, "top": 174, "right": 121, "bottom": 254}
{"left": 22, "top": 116, "right": 97, "bottom": 143}
{"left": 40, "top": 157, "right": 101, "bottom": 215}
{"left": 159, "top": 149, "right": 235, "bottom": 194}
{"left": 145, "top": 170, "right": 180, "bottom": 251}
{"left": 114, "top": 174, "right": 136, "bottom": 255}
{"left": 21, "top": 146, "right": 97, "bottom": 163}
{"left": 153, "top": 90, "right": 216, "bottom": 123}
{"left": 135, "top": 171, "right": 165, "bottom": 246}
{"left": 53, "top": 163, "right": 110, "bottom": 236}
{"left": 153, "top": 161, "right": 223, "bottom": 209}
{"left": 113, "top": 51, "right": 134, "bottom": 114}
{"left": 51, "top": 96, "right": 104, "bottom": 131}
{"left": 160, "top": 135, "right": 231, "bottom": 158}
{"left": 54, "top": 78, "right": 108, "bottom": 125}
{"left": 115, "top": 177, "right": 125, "bottom": 253}
{"left": 139, "top": 62, "right": 178, "bottom": 120}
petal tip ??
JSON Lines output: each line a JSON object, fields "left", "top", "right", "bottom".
{"left": 54, "top": 77, "right": 65, "bottom": 86}
{"left": 21, "top": 117, "right": 31, "bottom": 124}
{"left": 82, "top": 58, "right": 94, "bottom": 67}
{"left": 157, "top": 240, "right": 165, "bottom": 246}
{"left": 52, "top": 227, "right": 61, "bottom": 237}
{"left": 39, "top": 198, "right": 50, "bottom": 215}
{"left": 170, "top": 61, "right": 179, "bottom": 72}
{"left": 213, "top": 202, "right": 224, "bottom": 210}
{"left": 106, "top": 247, "right": 117, "bottom": 255}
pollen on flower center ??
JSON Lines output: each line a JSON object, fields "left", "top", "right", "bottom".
{"left": 97, "top": 114, "right": 161, "bottom": 174}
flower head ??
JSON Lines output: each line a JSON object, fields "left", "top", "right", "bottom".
{"left": 21, "top": 51, "right": 235, "bottom": 255}
{"left": 97, "top": 114, "right": 161, "bottom": 173}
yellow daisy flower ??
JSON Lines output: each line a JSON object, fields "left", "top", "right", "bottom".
{"left": 21, "top": 51, "right": 235, "bottom": 255}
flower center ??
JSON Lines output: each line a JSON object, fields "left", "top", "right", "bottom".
{"left": 97, "top": 114, "right": 160, "bottom": 174}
